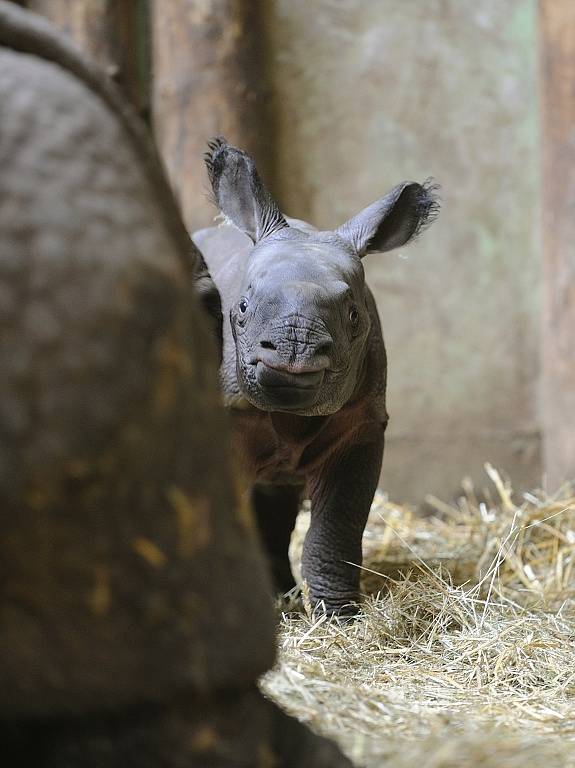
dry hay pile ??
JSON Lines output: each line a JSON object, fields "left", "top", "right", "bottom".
{"left": 261, "top": 466, "right": 575, "bottom": 767}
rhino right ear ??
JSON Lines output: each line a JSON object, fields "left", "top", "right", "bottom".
{"left": 336, "top": 179, "right": 440, "bottom": 257}
{"left": 204, "top": 138, "right": 287, "bottom": 243}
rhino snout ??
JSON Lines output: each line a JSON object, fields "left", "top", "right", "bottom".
{"left": 253, "top": 346, "right": 331, "bottom": 375}
{"left": 252, "top": 323, "right": 334, "bottom": 372}
{"left": 256, "top": 362, "right": 325, "bottom": 389}
{"left": 254, "top": 361, "right": 325, "bottom": 410}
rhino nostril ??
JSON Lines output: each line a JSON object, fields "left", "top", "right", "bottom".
{"left": 315, "top": 340, "right": 333, "bottom": 356}
{"left": 260, "top": 340, "right": 277, "bottom": 351}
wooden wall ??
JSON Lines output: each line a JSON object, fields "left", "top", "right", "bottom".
{"left": 25, "top": 0, "right": 149, "bottom": 119}
{"left": 539, "top": 0, "right": 575, "bottom": 489}
{"left": 151, "top": 0, "right": 272, "bottom": 232}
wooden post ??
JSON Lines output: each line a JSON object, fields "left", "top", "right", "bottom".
{"left": 151, "top": 0, "right": 271, "bottom": 232}
{"left": 539, "top": 0, "right": 575, "bottom": 488}
{"left": 25, "top": 0, "right": 149, "bottom": 118}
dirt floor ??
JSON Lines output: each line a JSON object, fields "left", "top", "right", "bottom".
{"left": 261, "top": 466, "right": 575, "bottom": 767}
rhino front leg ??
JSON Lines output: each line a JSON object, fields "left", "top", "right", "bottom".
{"left": 252, "top": 482, "right": 303, "bottom": 594}
{"left": 302, "top": 432, "right": 385, "bottom": 615}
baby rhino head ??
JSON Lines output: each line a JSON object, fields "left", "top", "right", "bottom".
{"left": 205, "top": 138, "right": 439, "bottom": 417}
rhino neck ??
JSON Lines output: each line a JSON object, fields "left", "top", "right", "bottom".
{"left": 270, "top": 413, "right": 329, "bottom": 445}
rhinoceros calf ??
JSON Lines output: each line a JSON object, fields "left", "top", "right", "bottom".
{"left": 194, "top": 139, "right": 439, "bottom": 615}
{"left": 0, "top": 3, "right": 351, "bottom": 765}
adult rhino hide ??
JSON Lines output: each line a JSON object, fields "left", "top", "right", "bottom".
{"left": 0, "top": 3, "right": 351, "bottom": 766}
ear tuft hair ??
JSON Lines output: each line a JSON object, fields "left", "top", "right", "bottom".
{"left": 336, "top": 178, "right": 441, "bottom": 257}
{"left": 203, "top": 136, "right": 228, "bottom": 192}
{"left": 410, "top": 177, "right": 441, "bottom": 242}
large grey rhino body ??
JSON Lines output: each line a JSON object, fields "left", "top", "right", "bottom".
{"left": 194, "top": 140, "right": 439, "bottom": 614}
{"left": 0, "top": 3, "right": 351, "bottom": 766}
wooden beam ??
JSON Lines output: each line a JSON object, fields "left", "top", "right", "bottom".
{"left": 25, "top": 0, "right": 149, "bottom": 118}
{"left": 151, "top": 0, "right": 271, "bottom": 232}
{"left": 539, "top": 0, "right": 575, "bottom": 488}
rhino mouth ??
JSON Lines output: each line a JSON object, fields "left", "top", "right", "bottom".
{"left": 254, "top": 361, "right": 324, "bottom": 409}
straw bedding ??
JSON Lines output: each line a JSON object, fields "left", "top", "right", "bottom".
{"left": 260, "top": 466, "right": 575, "bottom": 767}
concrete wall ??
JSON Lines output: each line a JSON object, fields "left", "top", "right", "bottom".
{"left": 264, "top": 0, "right": 541, "bottom": 503}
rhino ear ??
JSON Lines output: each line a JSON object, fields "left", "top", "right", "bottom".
{"left": 336, "top": 179, "right": 440, "bottom": 257}
{"left": 204, "top": 137, "right": 287, "bottom": 243}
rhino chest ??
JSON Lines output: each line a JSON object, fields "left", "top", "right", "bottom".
{"left": 229, "top": 407, "right": 368, "bottom": 484}
{"left": 230, "top": 410, "right": 339, "bottom": 482}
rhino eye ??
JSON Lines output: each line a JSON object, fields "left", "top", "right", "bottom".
{"left": 238, "top": 298, "right": 249, "bottom": 314}
{"left": 349, "top": 307, "right": 359, "bottom": 326}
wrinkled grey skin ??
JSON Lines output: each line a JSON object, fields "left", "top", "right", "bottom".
{"left": 230, "top": 232, "right": 369, "bottom": 416}
{"left": 194, "top": 139, "right": 439, "bottom": 614}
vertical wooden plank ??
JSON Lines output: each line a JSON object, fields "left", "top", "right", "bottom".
{"left": 26, "top": 0, "right": 120, "bottom": 71}
{"left": 151, "top": 0, "right": 271, "bottom": 232}
{"left": 539, "top": 0, "right": 575, "bottom": 488}
{"left": 25, "top": 0, "right": 149, "bottom": 117}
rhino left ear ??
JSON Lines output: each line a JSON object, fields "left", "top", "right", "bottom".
{"left": 336, "top": 179, "right": 440, "bottom": 257}
{"left": 204, "top": 137, "right": 287, "bottom": 243}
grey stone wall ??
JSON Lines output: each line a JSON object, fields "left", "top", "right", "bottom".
{"left": 264, "top": 0, "right": 541, "bottom": 502}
